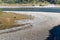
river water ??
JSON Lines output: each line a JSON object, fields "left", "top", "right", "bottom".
{"left": 1, "top": 7, "right": 60, "bottom": 13}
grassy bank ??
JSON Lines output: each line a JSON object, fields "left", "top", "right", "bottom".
{"left": 0, "top": 12, "right": 32, "bottom": 30}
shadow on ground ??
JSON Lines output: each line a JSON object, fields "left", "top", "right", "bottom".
{"left": 46, "top": 25, "right": 60, "bottom": 40}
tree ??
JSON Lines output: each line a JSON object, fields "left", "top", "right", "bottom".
{"left": 56, "top": 0, "right": 60, "bottom": 4}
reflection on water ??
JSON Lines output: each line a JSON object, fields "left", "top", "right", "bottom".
{"left": 46, "top": 25, "right": 60, "bottom": 40}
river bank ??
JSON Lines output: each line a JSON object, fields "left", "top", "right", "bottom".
{"left": 0, "top": 4, "right": 60, "bottom": 8}
{"left": 0, "top": 12, "right": 60, "bottom": 40}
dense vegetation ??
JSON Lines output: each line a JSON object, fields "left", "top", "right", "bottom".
{"left": 0, "top": 0, "right": 60, "bottom": 4}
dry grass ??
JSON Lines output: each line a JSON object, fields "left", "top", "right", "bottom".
{"left": 0, "top": 12, "right": 32, "bottom": 30}
{"left": 0, "top": 12, "right": 32, "bottom": 20}
{"left": 0, "top": 3, "right": 49, "bottom": 6}
{"left": 0, "top": 3, "right": 33, "bottom": 6}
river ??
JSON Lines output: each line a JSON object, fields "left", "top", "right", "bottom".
{"left": 1, "top": 7, "right": 60, "bottom": 13}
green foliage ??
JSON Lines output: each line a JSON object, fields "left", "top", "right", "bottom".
{"left": 0, "top": 10, "right": 2, "bottom": 15}
{"left": 0, "top": 0, "right": 2, "bottom": 3}
{"left": 0, "top": 0, "right": 60, "bottom": 4}
{"left": 56, "top": 0, "right": 60, "bottom": 4}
